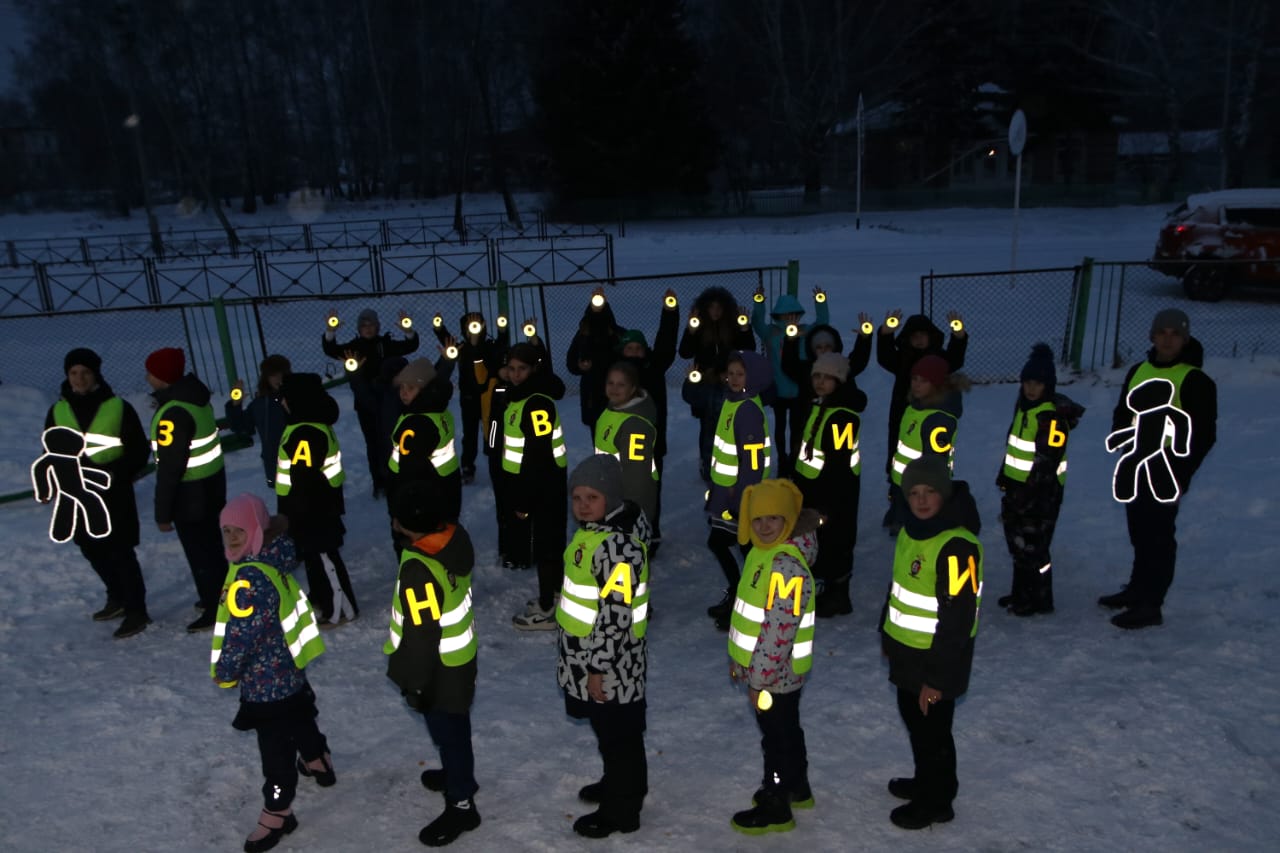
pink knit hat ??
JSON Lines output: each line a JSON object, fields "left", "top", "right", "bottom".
{"left": 219, "top": 493, "right": 269, "bottom": 561}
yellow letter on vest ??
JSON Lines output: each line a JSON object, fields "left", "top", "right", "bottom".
{"left": 830, "top": 421, "right": 855, "bottom": 450}
{"left": 530, "top": 409, "right": 552, "bottom": 437}
{"left": 627, "top": 433, "right": 646, "bottom": 460}
{"left": 929, "top": 426, "right": 952, "bottom": 453}
{"left": 744, "top": 442, "right": 765, "bottom": 470}
{"left": 600, "top": 562, "right": 633, "bottom": 603}
{"left": 1047, "top": 419, "right": 1066, "bottom": 448}
{"left": 947, "top": 554, "right": 979, "bottom": 597}
{"left": 766, "top": 572, "right": 803, "bottom": 616}
{"left": 291, "top": 440, "right": 313, "bottom": 468}
{"left": 227, "top": 579, "right": 254, "bottom": 617}
{"left": 398, "top": 428, "right": 415, "bottom": 456}
{"left": 405, "top": 584, "right": 442, "bottom": 625}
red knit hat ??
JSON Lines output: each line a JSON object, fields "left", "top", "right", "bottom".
{"left": 145, "top": 347, "right": 186, "bottom": 385}
{"left": 911, "top": 354, "right": 949, "bottom": 387}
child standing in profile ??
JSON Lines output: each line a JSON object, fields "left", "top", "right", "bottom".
{"left": 727, "top": 478, "right": 821, "bottom": 835}
{"left": 226, "top": 355, "right": 291, "bottom": 490}
{"left": 888, "top": 355, "right": 969, "bottom": 532}
{"left": 212, "top": 493, "right": 332, "bottom": 853}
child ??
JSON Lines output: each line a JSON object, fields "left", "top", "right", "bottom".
{"left": 212, "top": 493, "right": 332, "bottom": 853}
{"left": 996, "top": 344, "right": 1085, "bottom": 616}
{"left": 780, "top": 321, "right": 872, "bottom": 397}
{"left": 888, "top": 355, "right": 968, "bottom": 531}
{"left": 751, "top": 287, "right": 830, "bottom": 471}
{"left": 385, "top": 481, "right": 482, "bottom": 847}
{"left": 792, "top": 352, "right": 868, "bottom": 617}
{"left": 502, "top": 342, "right": 570, "bottom": 630}
{"left": 388, "top": 357, "right": 461, "bottom": 529}
{"left": 705, "top": 350, "right": 774, "bottom": 630}
{"left": 557, "top": 454, "right": 651, "bottom": 838}
{"left": 881, "top": 457, "right": 982, "bottom": 830}
{"left": 727, "top": 479, "right": 820, "bottom": 834}
{"left": 565, "top": 287, "right": 626, "bottom": 428}
{"left": 277, "top": 373, "right": 358, "bottom": 628}
{"left": 432, "top": 311, "right": 509, "bottom": 484}
{"left": 594, "top": 361, "right": 659, "bottom": 534}
{"left": 226, "top": 354, "right": 291, "bottom": 490}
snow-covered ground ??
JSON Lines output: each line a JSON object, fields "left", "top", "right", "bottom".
{"left": 1, "top": 201, "right": 1277, "bottom": 852}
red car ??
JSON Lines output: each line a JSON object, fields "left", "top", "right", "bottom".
{"left": 1152, "top": 189, "right": 1280, "bottom": 301}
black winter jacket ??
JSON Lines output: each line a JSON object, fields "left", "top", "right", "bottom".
{"left": 150, "top": 374, "right": 226, "bottom": 526}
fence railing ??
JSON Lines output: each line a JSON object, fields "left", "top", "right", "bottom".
{"left": 1, "top": 209, "right": 620, "bottom": 266}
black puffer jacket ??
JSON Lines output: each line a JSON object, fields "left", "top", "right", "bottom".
{"left": 277, "top": 373, "right": 345, "bottom": 552}
{"left": 150, "top": 374, "right": 226, "bottom": 526}
{"left": 678, "top": 286, "right": 756, "bottom": 378}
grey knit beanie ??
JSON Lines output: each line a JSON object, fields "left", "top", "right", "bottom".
{"left": 568, "top": 453, "right": 624, "bottom": 515}
{"left": 900, "top": 456, "right": 953, "bottom": 502}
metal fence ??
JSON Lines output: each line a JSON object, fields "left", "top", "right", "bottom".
{"left": 1, "top": 209, "right": 619, "bottom": 266}
{"left": 0, "top": 235, "right": 614, "bottom": 316}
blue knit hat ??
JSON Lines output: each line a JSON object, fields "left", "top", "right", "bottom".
{"left": 1019, "top": 343, "right": 1057, "bottom": 394}
{"left": 770, "top": 294, "right": 804, "bottom": 317}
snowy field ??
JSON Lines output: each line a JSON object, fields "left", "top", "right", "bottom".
{"left": 1, "top": 200, "right": 1277, "bottom": 852}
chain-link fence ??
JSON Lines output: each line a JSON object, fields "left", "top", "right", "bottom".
{"left": 919, "top": 266, "right": 1084, "bottom": 383}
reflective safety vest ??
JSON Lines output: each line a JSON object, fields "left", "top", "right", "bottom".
{"left": 882, "top": 528, "right": 983, "bottom": 650}
{"left": 275, "top": 423, "right": 344, "bottom": 495}
{"left": 502, "top": 394, "right": 567, "bottom": 474}
{"left": 389, "top": 411, "right": 458, "bottom": 476}
{"left": 727, "top": 543, "right": 815, "bottom": 674}
{"left": 891, "top": 406, "right": 955, "bottom": 486}
{"left": 593, "top": 409, "right": 658, "bottom": 480}
{"left": 711, "top": 397, "right": 772, "bottom": 486}
{"left": 150, "top": 400, "right": 224, "bottom": 481}
{"left": 52, "top": 397, "right": 124, "bottom": 464}
{"left": 1129, "top": 362, "right": 1198, "bottom": 447}
{"left": 555, "top": 528, "right": 649, "bottom": 639}
{"left": 383, "top": 550, "right": 476, "bottom": 666}
{"left": 210, "top": 561, "right": 325, "bottom": 677}
{"left": 794, "top": 405, "right": 861, "bottom": 480}
{"left": 1002, "top": 402, "right": 1067, "bottom": 485}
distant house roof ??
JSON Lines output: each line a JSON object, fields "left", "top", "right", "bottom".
{"left": 1118, "top": 130, "right": 1219, "bottom": 156}
{"left": 1185, "top": 188, "right": 1280, "bottom": 210}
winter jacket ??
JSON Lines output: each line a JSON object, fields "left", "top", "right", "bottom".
{"left": 212, "top": 533, "right": 309, "bottom": 704}
{"left": 729, "top": 510, "right": 821, "bottom": 695}
{"left": 997, "top": 392, "right": 1085, "bottom": 517}
{"left": 503, "top": 368, "right": 569, "bottom": 516}
{"left": 781, "top": 323, "right": 873, "bottom": 394}
{"left": 752, "top": 294, "right": 830, "bottom": 399}
{"left": 620, "top": 304, "right": 678, "bottom": 460}
{"left": 432, "top": 316, "right": 510, "bottom": 401}
{"left": 277, "top": 376, "right": 346, "bottom": 553}
{"left": 595, "top": 391, "right": 659, "bottom": 528}
{"left": 678, "top": 287, "right": 756, "bottom": 411}
{"left": 44, "top": 381, "right": 150, "bottom": 550}
{"left": 1111, "top": 337, "right": 1217, "bottom": 493}
{"left": 149, "top": 374, "right": 226, "bottom": 526}
{"left": 881, "top": 481, "right": 982, "bottom": 699}
{"left": 322, "top": 329, "right": 420, "bottom": 412}
{"left": 565, "top": 302, "right": 625, "bottom": 427}
{"left": 225, "top": 391, "right": 287, "bottom": 482}
{"left": 558, "top": 503, "right": 651, "bottom": 705}
{"left": 387, "top": 377, "right": 461, "bottom": 519}
{"left": 794, "top": 379, "right": 868, "bottom": 516}
{"left": 706, "top": 351, "right": 774, "bottom": 523}
{"left": 386, "top": 524, "right": 478, "bottom": 715}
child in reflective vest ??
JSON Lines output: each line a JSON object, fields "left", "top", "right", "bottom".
{"left": 727, "top": 479, "right": 820, "bottom": 835}
{"left": 995, "top": 345, "right": 1085, "bottom": 616}
{"left": 557, "top": 454, "right": 651, "bottom": 839}
{"left": 888, "top": 354, "right": 969, "bottom": 532}
{"left": 385, "top": 481, "right": 481, "bottom": 848}
{"left": 212, "top": 493, "right": 332, "bottom": 853}
{"left": 595, "top": 361, "right": 659, "bottom": 532}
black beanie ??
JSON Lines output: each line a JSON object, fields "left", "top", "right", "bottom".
{"left": 64, "top": 348, "right": 102, "bottom": 378}
{"left": 900, "top": 456, "right": 953, "bottom": 502}
{"left": 507, "top": 342, "right": 544, "bottom": 368}
{"left": 391, "top": 481, "right": 451, "bottom": 533}
{"left": 1019, "top": 343, "right": 1057, "bottom": 394}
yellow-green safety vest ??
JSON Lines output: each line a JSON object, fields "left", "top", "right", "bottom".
{"left": 555, "top": 528, "right": 649, "bottom": 639}
{"left": 882, "top": 528, "right": 983, "bottom": 650}
{"left": 275, "top": 423, "right": 344, "bottom": 495}
{"left": 52, "top": 397, "right": 124, "bottom": 464}
{"left": 210, "top": 560, "right": 325, "bottom": 679}
{"left": 502, "top": 394, "right": 567, "bottom": 474}
{"left": 1002, "top": 402, "right": 1067, "bottom": 485}
{"left": 793, "top": 405, "right": 861, "bottom": 479}
{"left": 383, "top": 550, "right": 476, "bottom": 666}
{"left": 711, "top": 397, "right": 772, "bottom": 486}
{"left": 892, "top": 406, "right": 955, "bottom": 486}
{"left": 727, "top": 543, "right": 815, "bottom": 674}
{"left": 593, "top": 409, "right": 658, "bottom": 480}
{"left": 150, "top": 399, "right": 223, "bottom": 481}
{"left": 1128, "top": 362, "right": 1198, "bottom": 447}
{"left": 389, "top": 411, "right": 458, "bottom": 476}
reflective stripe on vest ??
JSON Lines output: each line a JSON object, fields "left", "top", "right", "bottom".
{"left": 882, "top": 528, "right": 983, "bottom": 650}
{"left": 1129, "top": 362, "right": 1197, "bottom": 447}
{"left": 593, "top": 409, "right": 659, "bottom": 480}
{"left": 793, "top": 405, "right": 861, "bottom": 480}
{"left": 556, "top": 527, "right": 649, "bottom": 639}
{"left": 1002, "top": 402, "right": 1068, "bottom": 485}
{"left": 275, "top": 423, "right": 344, "bottom": 495}
{"left": 150, "top": 400, "right": 224, "bottom": 481}
{"left": 389, "top": 411, "right": 458, "bottom": 476}
{"left": 727, "top": 543, "right": 815, "bottom": 674}
{"left": 210, "top": 561, "right": 325, "bottom": 676}
{"left": 892, "top": 407, "right": 955, "bottom": 486}
{"left": 383, "top": 550, "right": 476, "bottom": 666}
{"left": 711, "top": 396, "right": 771, "bottom": 486}
{"left": 502, "top": 394, "right": 567, "bottom": 474}
{"left": 53, "top": 397, "right": 125, "bottom": 463}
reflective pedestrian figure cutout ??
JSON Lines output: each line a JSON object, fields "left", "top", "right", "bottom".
{"left": 31, "top": 425, "right": 113, "bottom": 542}
{"left": 1105, "top": 378, "right": 1192, "bottom": 504}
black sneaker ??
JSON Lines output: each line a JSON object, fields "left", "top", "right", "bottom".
{"left": 889, "top": 799, "right": 954, "bottom": 830}
{"left": 419, "top": 799, "right": 481, "bottom": 847}
{"left": 186, "top": 609, "right": 216, "bottom": 633}
{"left": 1097, "top": 588, "right": 1135, "bottom": 610}
{"left": 113, "top": 611, "right": 151, "bottom": 639}
{"left": 706, "top": 590, "right": 732, "bottom": 619}
{"left": 573, "top": 809, "right": 639, "bottom": 838}
{"left": 731, "top": 799, "right": 794, "bottom": 835}
{"left": 887, "top": 777, "right": 916, "bottom": 800}
{"left": 1111, "top": 606, "right": 1163, "bottom": 630}
{"left": 93, "top": 601, "right": 125, "bottom": 621}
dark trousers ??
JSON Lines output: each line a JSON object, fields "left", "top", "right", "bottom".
{"left": 491, "top": 453, "right": 530, "bottom": 565}
{"left": 771, "top": 398, "right": 807, "bottom": 474}
{"left": 459, "top": 396, "right": 480, "bottom": 472}
{"left": 756, "top": 688, "right": 808, "bottom": 796}
{"left": 532, "top": 499, "right": 567, "bottom": 610}
{"left": 587, "top": 701, "right": 648, "bottom": 821}
{"left": 301, "top": 550, "right": 359, "bottom": 620}
{"left": 1125, "top": 491, "right": 1180, "bottom": 608}
{"left": 895, "top": 687, "right": 957, "bottom": 808}
{"left": 80, "top": 542, "right": 147, "bottom": 613}
{"left": 708, "top": 525, "right": 748, "bottom": 587}
{"left": 424, "top": 710, "right": 478, "bottom": 804}
{"left": 1001, "top": 491, "right": 1061, "bottom": 604}
{"left": 355, "top": 402, "right": 386, "bottom": 490}
{"left": 651, "top": 455, "right": 665, "bottom": 543}
{"left": 255, "top": 710, "right": 328, "bottom": 811}
{"left": 175, "top": 517, "right": 225, "bottom": 611}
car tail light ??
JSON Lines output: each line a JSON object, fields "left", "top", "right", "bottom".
{"left": 1175, "top": 224, "right": 1191, "bottom": 234}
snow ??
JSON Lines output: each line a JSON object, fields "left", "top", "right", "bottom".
{"left": 1185, "top": 188, "right": 1280, "bottom": 212}
{"left": 2, "top": 202, "right": 1277, "bottom": 852}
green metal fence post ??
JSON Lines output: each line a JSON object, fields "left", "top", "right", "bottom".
{"left": 1069, "top": 257, "right": 1094, "bottom": 372}
{"left": 787, "top": 259, "right": 800, "bottom": 297}
{"left": 211, "top": 297, "right": 240, "bottom": 387}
